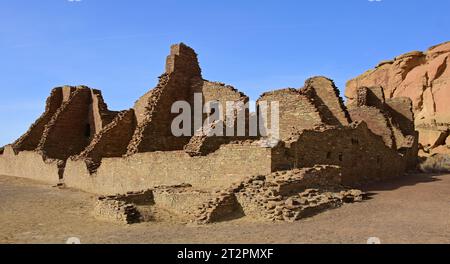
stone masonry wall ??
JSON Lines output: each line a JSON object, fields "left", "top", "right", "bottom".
{"left": 301, "top": 76, "right": 351, "bottom": 126}
{"left": 348, "top": 106, "right": 396, "bottom": 149}
{"left": 258, "top": 89, "right": 324, "bottom": 141}
{"left": 288, "top": 122, "right": 406, "bottom": 185}
{"left": 64, "top": 144, "right": 273, "bottom": 195}
{"left": 126, "top": 44, "right": 203, "bottom": 154}
{"left": 348, "top": 86, "right": 418, "bottom": 168}
{"left": 0, "top": 146, "right": 60, "bottom": 184}
{"left": 12, "top": 88, "right": 64, "bottom": 152}
{"left": 74, "top": 109, "right": 137, "bottom": 173}
{"left": 1, "top": 43, "right": 418, "bottom": 200}
{"left": 385, "top": 97, "right": 415, "bottom": 135}
{"left": 89, "top": 89, "right": 118, "bottom": 137}
{"left": 12, "top": 86, "right": 116, "bottom": 162}
{"left": 37, "top": 88, "right": 93, "bottom": 160}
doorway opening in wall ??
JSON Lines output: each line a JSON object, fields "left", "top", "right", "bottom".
{"left": 84, "top": 124, "right": 91, "bottom": 139}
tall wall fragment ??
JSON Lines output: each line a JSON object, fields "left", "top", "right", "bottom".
{"left": 258, "top": 89, "right": 324, "bottom": 141}
{"left": 12, "top": 86, "right": 117, "bottom": 161}
{"left": 301, "top": 76, "right": 352, "bottom": 126}
{"left": 126, "top": 44, "right": 203, "bottom": 154}
{"left": 347, "top": 86, "right": 418, "bottom": 168}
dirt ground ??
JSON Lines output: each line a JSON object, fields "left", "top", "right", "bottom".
{"left": 1, "top": 173, "right": 450, "bottom": 244}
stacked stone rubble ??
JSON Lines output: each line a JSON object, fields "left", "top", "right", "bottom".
{"left": 94, "top": 197, "right": 141, "bottom": 224}
{"left": 193, "top": 166, "right": 365, "bottom": 224}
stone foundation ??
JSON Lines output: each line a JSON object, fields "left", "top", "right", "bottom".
{"left": 94, "top": 197, "right": 141, "bottom": 224}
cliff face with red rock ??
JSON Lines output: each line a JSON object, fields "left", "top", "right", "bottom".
{"left": 346, "top": 41, "right": 450, "bottom": 153}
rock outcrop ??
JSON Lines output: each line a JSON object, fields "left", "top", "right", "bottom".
{"left": 346, "top": 41, "right": 450, "bottom": 154}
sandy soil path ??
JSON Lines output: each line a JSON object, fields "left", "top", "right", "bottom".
{"left": 1, "top": 173, "right": 450, "bottom": 244}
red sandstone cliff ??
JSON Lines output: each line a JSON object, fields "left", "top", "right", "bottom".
{"left": 346, "top": 41, "right": 450, "bottom": 151}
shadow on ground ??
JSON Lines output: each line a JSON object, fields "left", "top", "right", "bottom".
{"left": 362, "top": 172, "right": 445, "bottom": 193}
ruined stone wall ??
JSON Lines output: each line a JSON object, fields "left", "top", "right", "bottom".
{"left": 385, "top": 97, "right": 419, "bottom": 167}
{"left": 201, "top": 81, "right": 248, "bottom": 114}
{"left": 0, "top": 146, "right": 60, "bottom": 184}
{"left": 270, "top": 143, "right": 293, "bottom": 171}
{"left": 288, "top": 123, "right": 406, "bottom": 185}
{"left": 11, "top": 86, "right": 117, "bottom": 162}
{"left": 258, "top": 89, "right": 324, "bottom": 141}
{"left": 353, "top": 86, "right": 386, "bottom": 109}
{"left": 127, "top": 74, "right": 195, "bottom": 152}
{"left": 348, "top": 106, "right": 396, "bottom": 149}
{"left": 89, "top": 89, "right": 118, "bottom": 137}
{"left": 133, "top": 90, "right": 155, "bottom": 125}
{"left": 126, "top": 44, "right": 203, "bottom": 154}
{"left": 301, "top": 77, "right": 351, "bottom": 126}
{"left": 12, "top": 88, "right": 64, "bottom": 152}
{"left": 385, "top": 97, "right": 415, "bottom": 135}
{"left": 37, "top": 88, "right": 93, "bottom": 160}
{"left": 94, "top": 198, "right": 141, "bottom": 224}
{"left": 64, "top": 144, "right": 273, "bottom": 195}
{"left": 348, "top": 86, "right": 418, "bottom": 168}
{"left": 0, "top": 42, "right": 419, "bottom": 198}
{"left": 183, "top": 81, "right": 252, "bottom": 156}
{"left": 152, "top": 187, "right": 213, "bottom": 218}
{"left": 74, "top": 109, "right": 137, "bottom": 172}
{"left": 184, "top": 121, "right": 233, "bottom": 157}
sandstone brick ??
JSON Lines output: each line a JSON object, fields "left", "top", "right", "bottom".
{"left": 258, "top": 89, "right": 323, "bottom": 141}
{"left": 301, "top": 76, "right": 351, "bottom": 126}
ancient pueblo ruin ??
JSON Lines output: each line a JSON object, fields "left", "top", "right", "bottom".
{"left": 2, "top": 42, "right": 450, "bottom": 225}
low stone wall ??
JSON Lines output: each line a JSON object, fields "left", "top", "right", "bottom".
{"left": 153, "top": 187, "right": 213, "bottom": 217}
{"left": 64, "top": 144, "right": 273, "bottom": 195}
{"left": 0, "top": 146, "right": 60, "bottom": 184}
{"left": 94, "top": 197, "right": 141, "bottom": 224}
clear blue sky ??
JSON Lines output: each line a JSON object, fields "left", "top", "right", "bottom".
{"left": 1, "top": 0, "right": 449, "bottom": 146}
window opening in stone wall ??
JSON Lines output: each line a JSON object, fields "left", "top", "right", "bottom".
{"left": 85, "top": 124, "right": 91, "bottom": 139}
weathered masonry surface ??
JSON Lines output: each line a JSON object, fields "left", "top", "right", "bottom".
{"left": 0, "top": 43, "right": 419, "bottom": 223}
